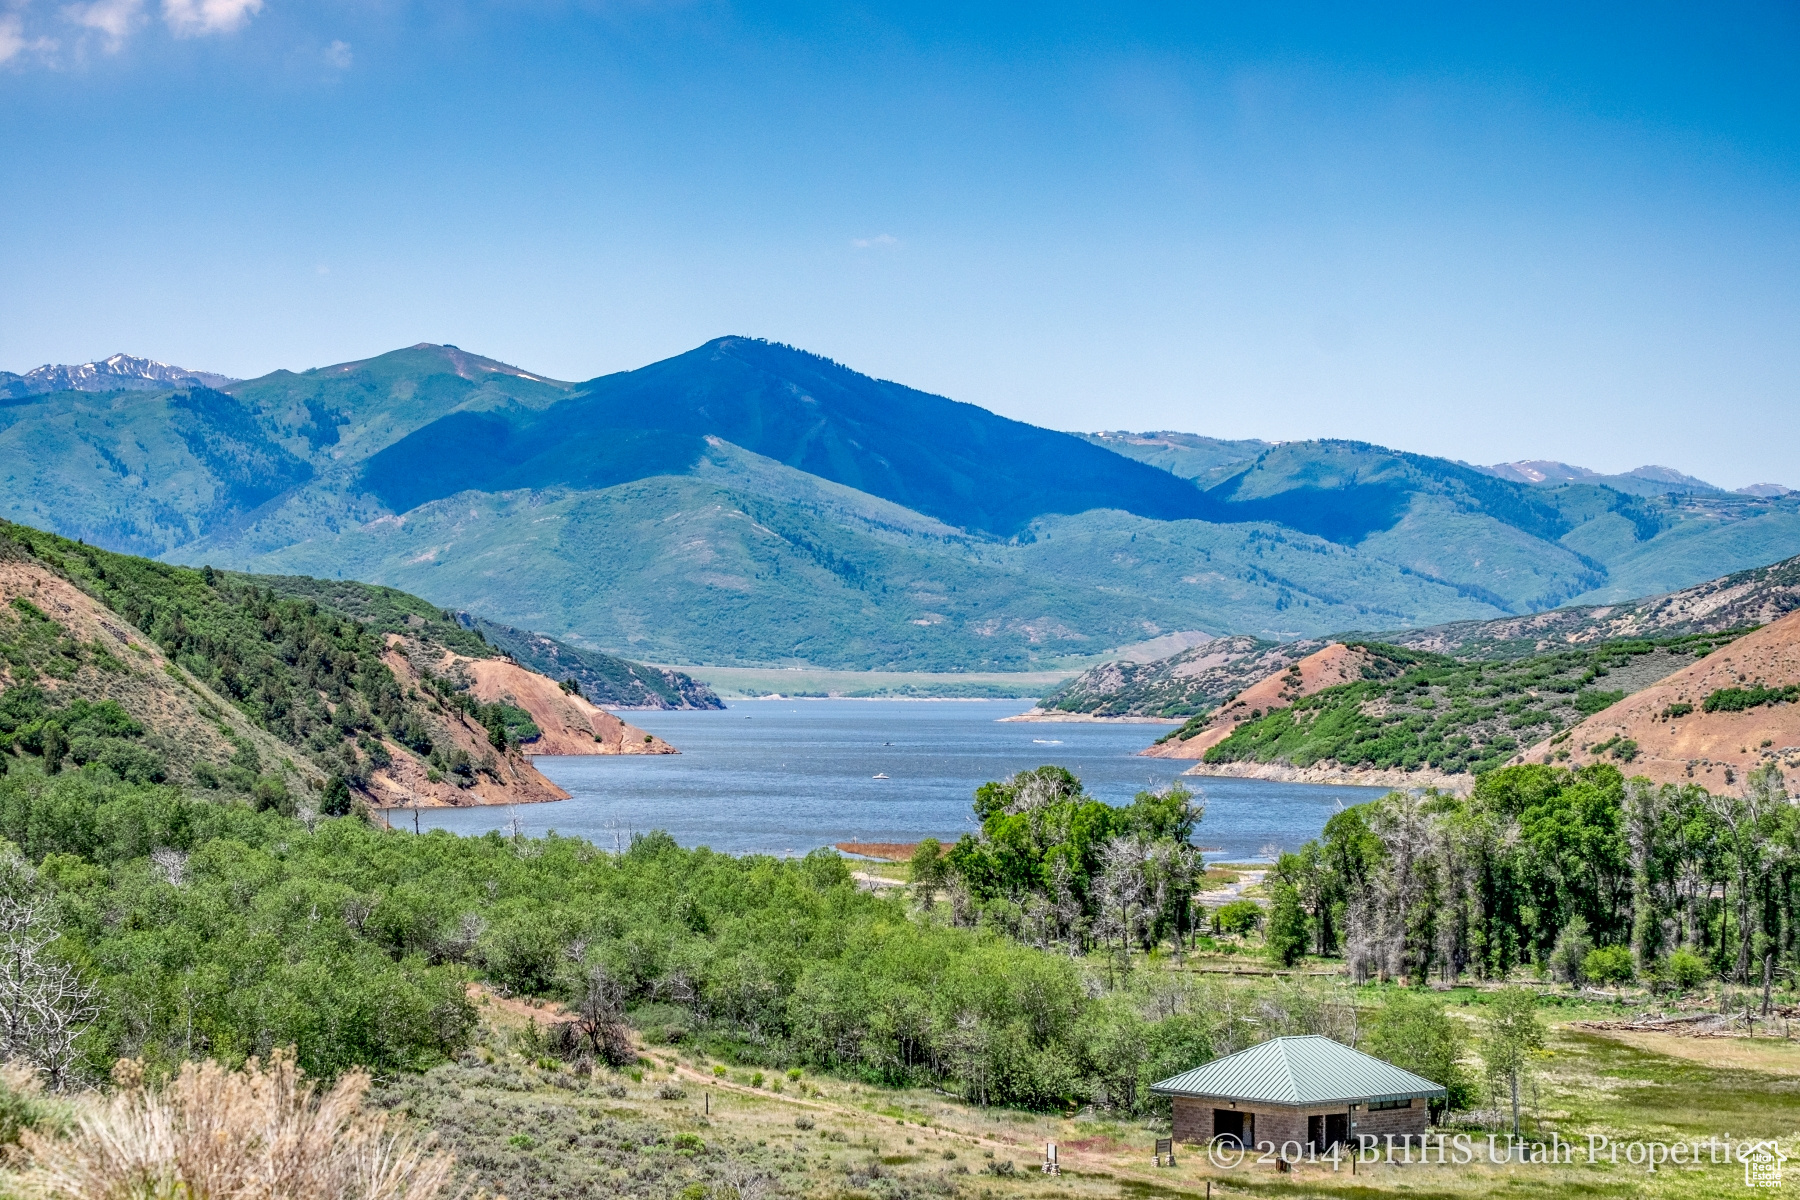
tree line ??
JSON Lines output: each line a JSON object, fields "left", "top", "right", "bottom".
{"left": 1268, "top": 761, "right": 1799, "bottom": 1005}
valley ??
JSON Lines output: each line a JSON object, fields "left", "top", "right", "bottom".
{"left": 15, "top": 14, "right": 1800, "bottom": 1200}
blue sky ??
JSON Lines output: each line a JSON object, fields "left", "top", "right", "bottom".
{"left": 2, "top": 2, "right": 1796, "bottom": 486}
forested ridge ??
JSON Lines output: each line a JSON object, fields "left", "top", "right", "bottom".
{"left": 1200, "top": 632, "right": 1740, "bottom": 777}
{"left": 0, "top": 522, "right": 576, "bottom": 804}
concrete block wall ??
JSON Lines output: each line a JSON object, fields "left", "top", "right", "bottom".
{"left": 1172, "top": 1097, "right": 1430, "bottom": 1149}
{"left": 1171, "top": 1098, "right": 1214, "bottom": 1144}
{"left": 1349, "top": 1100, "right": 1429, "bottom": 1144}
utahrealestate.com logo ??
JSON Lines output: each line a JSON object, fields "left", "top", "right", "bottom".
{"left": 1207, "top": 1132, "right": 1789, "bottom": 1182}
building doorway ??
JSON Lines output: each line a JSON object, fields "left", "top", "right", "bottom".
{"left": 1213, "top": 1110, "right": 1251, "bottom": 1147}
{"left": 1307, "top": 1113, "right": 1348, "bottom": 1150}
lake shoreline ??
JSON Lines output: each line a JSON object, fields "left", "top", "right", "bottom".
{"left": 998, "top": 709, "right": 1183, "bottom": 724}
{"left": 395, "top": 699, "right": 1388, "bottom": 858}
{"left": 1178, "top": 759, "right": 1474, "bottom": 794}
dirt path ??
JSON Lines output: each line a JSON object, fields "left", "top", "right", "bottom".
{"left": 1196, "top": 867, "right": 1265, "bottom": 908}
{"left": 660, "top": 1048, "right": 1230, "bottom": 1192}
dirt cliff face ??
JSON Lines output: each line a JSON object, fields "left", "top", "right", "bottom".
{"left": 361, "top": 642, "right": 677, "bottom": 811}
{"left": 459, "top": 657, "right": 675, "bottom": 756}
{"left": 1522, "top": 609, "right": 1800, "bottom": 793}
{"left": 1143, "top": 642, "right": 1374, "bottom": 760}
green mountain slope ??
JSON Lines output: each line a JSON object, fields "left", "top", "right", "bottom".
{"left": 357, "top": 337, "right": 1227, "bottom": 537}
{"left": 1075, "top": 431, "right": 1272, "bottom": 478}
{"left": 215, "top": 439, "right": 1508, "bottom": 669}
{"left": 0, "top": 346, "right": 570, "bottom": 558}
{"left": 1, "top": 342, "right": 1797, "bottom": 672}
{"left": 159, "top": 392, "right": 1800, "bottom": 667}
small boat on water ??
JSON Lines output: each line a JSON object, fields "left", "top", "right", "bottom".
{"left": 1032, "top": 738, "right": 1063, "bottom": 745}
{"left": 872, "top": 773, "right": 890, "bottom": 779}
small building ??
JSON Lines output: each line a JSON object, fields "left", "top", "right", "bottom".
{"left": 1151, "top": 1035, "right": 1446, "bottom": 1152}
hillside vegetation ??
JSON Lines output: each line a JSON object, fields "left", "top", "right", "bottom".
{"left": 233, "top": 450, "right": 1512, "bottom": 669}
{"left": 0, "top": 520, "right": 678, "bottom": 810}
{"left": 1040, "top": 636, "right": 1313, "bottom": 719}
{"left": 1197, "top": 634, "right": 1738, "bottom": 780}
{"left": 1046, "top": 553, "right": 1800, "bottom": 719}
{"left": 1520, "top": 608, "right": 1800, "bottom": 795}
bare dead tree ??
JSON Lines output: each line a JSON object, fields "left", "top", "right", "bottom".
{"left": 1048, "top": 858, "right": 1085, "bottom": 952}
{"left": 1095, "top": 835, "right": 1152, "bottom": 984}
{"left": 0, "top": 852, "right": 96, "bottom": 1090}
{"left": 554, "top": 965, "right": 633, "bottom": 1068}
{"left": 150, "top": 848, "right": 188, "bottom": 888}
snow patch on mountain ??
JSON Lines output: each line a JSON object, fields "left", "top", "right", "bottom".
{"left": 0, "top": 353, "right": 237, "bottom": 397}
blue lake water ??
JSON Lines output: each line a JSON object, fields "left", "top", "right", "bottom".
{"left": 395, "top": 699, "right": 1387, "bottom": 859}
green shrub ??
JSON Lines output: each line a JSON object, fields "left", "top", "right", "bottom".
{"left": 1664, "top": 948, "right": 1710, "bottom": 991}
{"left": 1264, "top": 883, "right": 1306, "bottom": 966}
{"left": 1574, "top": 689, "right": 1626, "bottom": 717}
{"left": 1704, "top": 684, "right": 1800, "bottom": 713}
{"left": 1548, "top": 917, "right": 1594, "bottom": 985}
{"left": 1365, "top": 991, "right": 1475, "bottom": 1110}
{"left": 1213, "top": 899, "right": 1262, "bottom": 936}
{"left": 1583, "top": 945, "right": 1634, "bottom": 985}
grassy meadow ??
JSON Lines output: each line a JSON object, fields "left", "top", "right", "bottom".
{"left": 382, "top": 969, "right": 1800, "bottom": 1200}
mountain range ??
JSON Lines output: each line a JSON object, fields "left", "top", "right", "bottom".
{"left": 0, "top": 353, "right": 236, "bottom": 397}
{"left": 2, "top": 339, "right": 1798, "bottom": 671}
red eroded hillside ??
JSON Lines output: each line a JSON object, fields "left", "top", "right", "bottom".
{"left": 1522, "top": 609, "right": 1800, "bottom": 792}
{"left": 462, "top": 656, "right": 675, "bottom": 756}
{"left": 1143, "top": 642, "right": 1377, "bottom": 761}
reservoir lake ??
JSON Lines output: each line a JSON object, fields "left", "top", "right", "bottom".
{"left": 396, "top": 699, "right": 1387, "bottom": 859}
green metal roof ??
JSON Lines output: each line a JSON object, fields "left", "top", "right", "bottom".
{"left": 1149, "top": 1035, "right": 1448, "bottom": 1107}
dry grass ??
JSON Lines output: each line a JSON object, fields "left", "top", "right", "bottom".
{"left": 1583, "top": 1028, "right": 1800, "bottom": 1075}
{"left": 15, "top": 1052, "right": 460, "bottom": 1200}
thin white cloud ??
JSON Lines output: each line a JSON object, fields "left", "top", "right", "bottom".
{"left": 63, "top": 0, "right": 142, "bottom": 49}
{"left": 852, "top": 233, "right": 898, "bottom": 249}
{"left": 161, "top": 0, "right": 259, "bottom": 36}
{"left": 323, "top": 38, "right": 350, "bottom": 69}
{"left": 0, "top": 12, "right": 48, "bottom": 62}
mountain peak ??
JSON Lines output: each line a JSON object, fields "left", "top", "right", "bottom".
{"left": 313, "top": 344, "right": 570, "bottom": 388}
{"left": 0, "top": 353, "right": 236, "bottom": 397}
{"left": 1480, "top": 459, "right": 1722, "bottom": 497}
